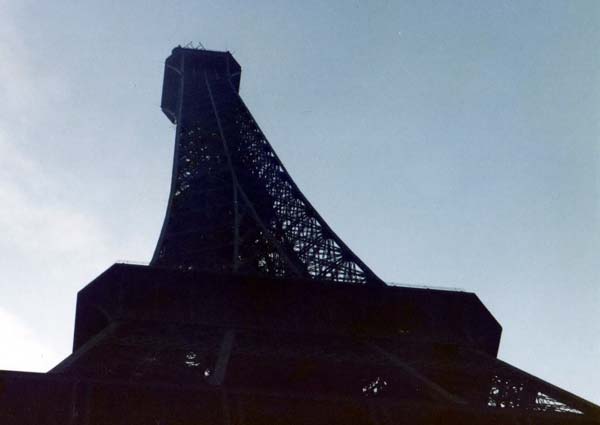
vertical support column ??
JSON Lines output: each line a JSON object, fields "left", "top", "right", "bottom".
{"left": 208, "top": 330, "right": 236, "bottom": 386}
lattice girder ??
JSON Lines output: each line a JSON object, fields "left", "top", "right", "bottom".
{"left": 152, "top": 47, "right": 383, "bottom": 285}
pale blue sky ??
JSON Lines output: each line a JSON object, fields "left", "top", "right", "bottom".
{"left": 0, "top": 0, "right": 598, "bottom": 403}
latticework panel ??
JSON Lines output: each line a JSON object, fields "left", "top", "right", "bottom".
{"left": 55, "top": 322, "right": 223, "bottom": 384}
{"left": 152, "top": 51, "right": 382, "bottom": 285}
{"left": 376, "top": 339, "right": 595, "bottom": 417}
{"left": 53, "top": 320, "right": 598, "bottom": 419}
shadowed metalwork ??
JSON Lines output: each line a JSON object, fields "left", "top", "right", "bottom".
{"left": 151, "top": 47, "right": 382, "bottom": 285}
{"left": 1, "top": 46, "right": 598, "bottom": 425}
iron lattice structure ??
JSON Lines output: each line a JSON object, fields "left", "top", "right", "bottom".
{"left": 151, "top": 48, "right": 381, "bottom": 285}
{"left": 0, "top": 46, "right": 599, "bottom": 425}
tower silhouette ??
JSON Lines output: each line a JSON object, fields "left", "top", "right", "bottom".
{"left": 0, "top": 46, "right": 598, "bottom": 425}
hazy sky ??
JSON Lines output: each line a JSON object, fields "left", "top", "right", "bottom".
{"left": 0, "top": 0, "right": 598, "bottom": 404}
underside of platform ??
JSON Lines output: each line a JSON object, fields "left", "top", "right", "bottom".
{"left": 1, "top": 264, "right": 597, "bottom": 424}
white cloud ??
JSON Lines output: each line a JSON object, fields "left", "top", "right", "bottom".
{"left": 0, "top": 3, "right": 117, "bottom": 371}
{"left": 0, "top": 307, "right": 61, "bottom": 372}
{"left": 0, "top": 0, "right": 113, "bottom": 265}
{"left": 0, "top": 134, "right": 111, "bottom": 259}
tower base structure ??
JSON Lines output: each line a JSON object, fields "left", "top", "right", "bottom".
{"left": 1, "top": 264, "right": 598, "bottom": 424}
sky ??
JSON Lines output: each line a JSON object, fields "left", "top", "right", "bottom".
{"left": 0, "top": 0, "right": 598, "bottom": 404}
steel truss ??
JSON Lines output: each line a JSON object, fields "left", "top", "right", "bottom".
{"left": 152, "top": 50, "right": 382, "bottom": 285}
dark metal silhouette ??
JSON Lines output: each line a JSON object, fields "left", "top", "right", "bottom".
{"left": 151, "top": 48, "right": 382, "bottom": 285}
{"left": 0, "top": 47, "right": 598, "bottom": 425}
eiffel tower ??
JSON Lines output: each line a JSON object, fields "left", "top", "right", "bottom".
{"left": 0, "top": 46, "right": 598, "bottom": 425}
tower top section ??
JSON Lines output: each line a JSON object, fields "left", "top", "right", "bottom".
{"left": 152, "top": 47, "right": 383, "bottom": 284}
{"left": 161, "top": 47, "right": 241, "bottom": 124}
